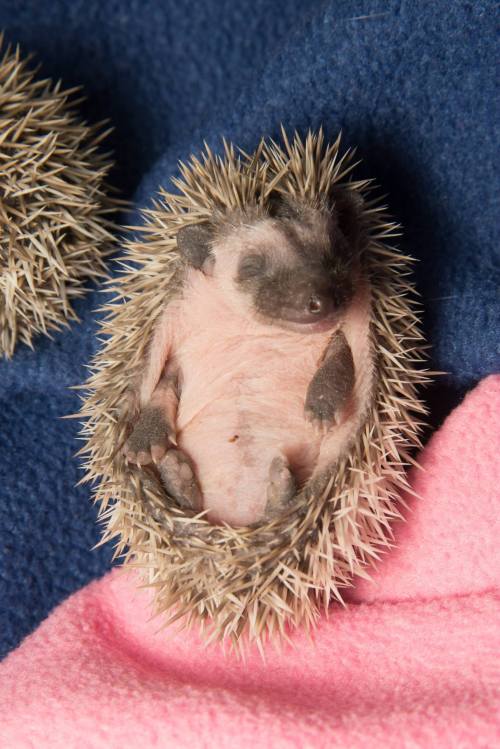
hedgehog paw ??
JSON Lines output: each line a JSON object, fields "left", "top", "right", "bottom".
{"left": 304, "top": 399, "right": 339, "bottom": 435}
{"left": 265, "top": 455, "right": 296, "bottom": 518}
{"left": 159, "top": 448, "right": 202, "bottom": 511}
{"left": 123, "top": 406, "right": 174, "bottom": 466}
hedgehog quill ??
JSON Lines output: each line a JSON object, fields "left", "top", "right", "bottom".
{"left": 79, "top": 130, "right": 431, "bottom": 649}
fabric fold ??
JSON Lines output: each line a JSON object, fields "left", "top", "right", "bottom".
{"left": 1, "top": 376, "right": 498, "bottom": 748}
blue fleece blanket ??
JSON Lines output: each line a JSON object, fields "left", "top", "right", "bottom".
{"left": 0, "top": 0, "right": 498, "bottom": 659}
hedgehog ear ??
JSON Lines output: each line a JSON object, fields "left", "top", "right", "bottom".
{"left": 330, "top": 187, "right": 364, "bottom": 249}
{"left": 176, "top": 222, "right": 214, "bottom": 272}
{"left": 266, "top": 191, "right": 301, "bottom": 220}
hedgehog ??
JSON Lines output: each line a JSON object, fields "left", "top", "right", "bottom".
{"left": 0, "top": 35, "right": 121, "bottom": 358}
{"left": 123, "top": 184, "right": 372, "bottom": 528}
{"left": 79, "top": 129, "right": 431, "bottom": 650}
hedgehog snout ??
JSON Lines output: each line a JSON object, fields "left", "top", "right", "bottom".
{"left": 285, "top": 280, "right": 337, "bottom": 324}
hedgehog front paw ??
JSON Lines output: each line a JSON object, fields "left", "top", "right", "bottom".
{"left": 159, "top": 448, "right": 202, "bottom": 511}
{"left": 123, "top": 406, "right": 174, "bottom": 466}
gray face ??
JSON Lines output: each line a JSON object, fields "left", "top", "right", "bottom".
{"left": 235, "top": 205, "right": 357, "bottom": 326}
{"left": 175, "top": 193, "right": 362, "bottom": 326}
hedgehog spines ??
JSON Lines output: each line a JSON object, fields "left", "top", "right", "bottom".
{"left": 0, "top": 35, "right": 122, "bottom": 357}
{"left": 78, "top": 130, "right": 431, "bottom": 650}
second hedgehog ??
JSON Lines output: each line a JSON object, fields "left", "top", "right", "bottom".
{"left": 123, "top": 190, "right": 373, "bottom": 527}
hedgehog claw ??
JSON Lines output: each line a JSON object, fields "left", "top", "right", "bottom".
{"left": 305, "top": 406, "right": 338, "bottom": 436}
{"left": 312, "top": 416, "right": 334, "bottom": 436}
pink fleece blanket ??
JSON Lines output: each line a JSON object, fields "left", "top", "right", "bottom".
{"left": 1, "top": 376, "right": 499, "bottom": 748}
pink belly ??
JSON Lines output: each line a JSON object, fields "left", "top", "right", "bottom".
{"left": 174, "top": 326, "right": 327, "bottom": 526}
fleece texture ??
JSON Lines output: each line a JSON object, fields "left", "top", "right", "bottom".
{"left": 0, "top": 0, "right": 499, "bottom": 658}
{"left": 0, "top": 376, "right": 499, "bottom": 748}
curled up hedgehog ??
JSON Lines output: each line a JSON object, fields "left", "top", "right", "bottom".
{"left": 0, "top": 35, "right": 120, "bottom": 358}
{"left": 79, "top": 129, "right": 431, "bottom": 650}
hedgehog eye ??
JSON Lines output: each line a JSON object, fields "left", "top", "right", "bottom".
{"left": 307, "top": 295, "right": 323, "bottom": 314}
{"left": 237, "top": 253, "right": 266, "bottom": 281}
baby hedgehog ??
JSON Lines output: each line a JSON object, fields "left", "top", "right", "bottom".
{"left": 123, "top": 190, "right": 373, "bottom": 526}
{"left": 80, "top": 131, "right": 429, "bottom": 646}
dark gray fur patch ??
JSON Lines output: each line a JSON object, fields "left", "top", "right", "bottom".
{"left": 126, "top": 405, "right": 173, "bottom": 454}
{"left": 330, "top": 187, "right": 364, "bottom": 248}
{"left": 235, "top": 204, "right": 357, "bottom": 322}
{"left": 305, "top": 330, "right": 355, "bottom": 423}
{"left": 253, "top": 268, "right": 328, "bottom": 318}
{"left": 236, "top": 252, "right": 267, "bottom": 282}
{"left": 176, "top": 222, "right": 213, "bottom": 269}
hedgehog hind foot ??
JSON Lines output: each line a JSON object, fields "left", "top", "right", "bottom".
{"left": 159, "top": 448, "right": 203, "bottom": 511}
{"left": 264, "top": 455, "right": 297, "bottom": 519}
